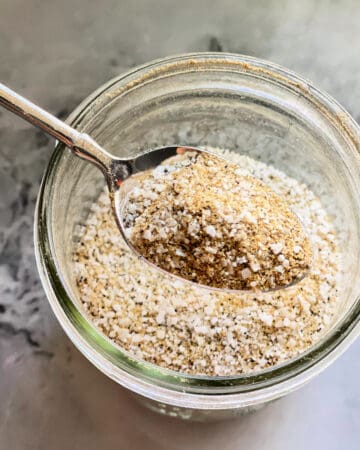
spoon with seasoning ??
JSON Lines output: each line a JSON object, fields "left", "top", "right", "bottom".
{"left": 0, "top": 82, "right": 312, "bottom": 292}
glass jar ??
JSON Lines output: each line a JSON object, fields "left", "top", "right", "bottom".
{"left": 34, "top": 53, "right": 360, "bottom": 421}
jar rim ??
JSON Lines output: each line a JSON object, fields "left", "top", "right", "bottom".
{"left": 34, "top": 52, "right": 360, "bottom": 408}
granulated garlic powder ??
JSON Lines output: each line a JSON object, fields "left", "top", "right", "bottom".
{"left": 74, "top": 148, "right": 341, "bottom": 376}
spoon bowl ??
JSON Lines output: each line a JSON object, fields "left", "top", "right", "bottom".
{"left": 114, "top": 147, "right": 312, "bottom": 294}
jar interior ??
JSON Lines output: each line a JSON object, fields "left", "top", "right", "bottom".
{"left": 47, "top": 63, "right": 360, "bottom": 369}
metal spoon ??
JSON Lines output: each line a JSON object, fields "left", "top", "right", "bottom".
{"left": 0, "top": 82, "right": 310, "bottom": 292}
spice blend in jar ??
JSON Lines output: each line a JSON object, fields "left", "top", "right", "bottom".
{"left": 74, "top": 148, "right": 341, "bottom": 376}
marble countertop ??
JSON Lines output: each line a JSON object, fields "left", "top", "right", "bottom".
{"left": 0, "top": 0, "right": 359, "bottom": 448}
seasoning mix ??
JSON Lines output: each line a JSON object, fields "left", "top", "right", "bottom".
{"left": 74, "top": 148, "right": 341, "bottom": 376}
{"left": 123, "top": 151, "right": 312, "bottom": 291}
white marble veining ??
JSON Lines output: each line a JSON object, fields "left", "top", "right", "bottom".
{"left": 0, "top": 0, "right": 359, "bottom": 448}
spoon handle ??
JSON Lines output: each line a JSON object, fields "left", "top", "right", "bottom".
{"left": 0, "top": 82, "right": 113, "bottom": 175}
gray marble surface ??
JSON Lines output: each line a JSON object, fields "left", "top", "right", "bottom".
{"left": 0, "top": 0, "right": 359, "bottom": 448}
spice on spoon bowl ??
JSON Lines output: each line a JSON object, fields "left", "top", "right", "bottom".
{"left": 121, "top": 150, "right": 312, "bottom": 291}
